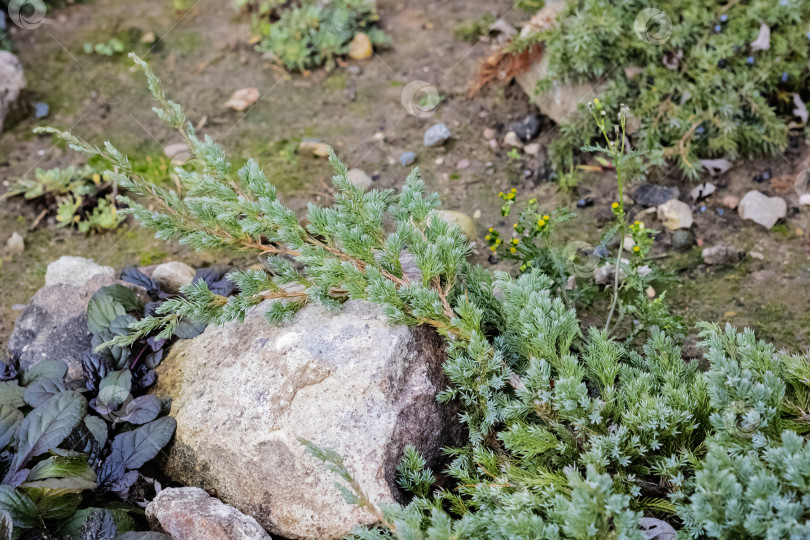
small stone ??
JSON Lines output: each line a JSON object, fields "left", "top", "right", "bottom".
{"left": 434, "top": 157, "right": 444, "bottom": 165}
{"left": 33, "top": 102, "right": 49, "bottom": 119}
{"left": 738, "top": 190, "right": 787, "bottom": 229}
{"left": 646, "top": 286, "right": 656, "bottom": 298}
{"left": 346, "top": 65, "right": 361, "bottom": 75}
{"left": 749, "top": 251, "right": 765, "bottom": 260}
{"left": 163, "top": 142, "right": 191, "bottom": 162}
{"left": 577, "top": 197, "right": 594, "bottom": 208}
{"left": 488, "top": 139, "right": 499, "bottom": 151}
{"left": 400, "top": 151, "right": 417, "bottom": 166}
{"left": 632, "top": 184, "right": 679, "bottom": 207}
{"left": 423, "top": 123, "right": 451, "bottom": 147}
{"left": 671, "top": 229, "right": 694, "bottom": 251}
{"left": 702, "top": 245, "right": 742, "bottom": 265}
{"left": 507, "top": 114, "right": 540, "bottom": 142}
{"left": 4, "top": 232, "right": 24, "bottom": 256}
{"left": 722, "top": 195, "right": 739, "bottom": 209}
{"left": 299, "top": 139, "right": 331, "bottom": 158}
{"left": 224, "top": 87, "right": 260, "bottom": 111}
{"left": 147, "top": 487, "right": 270, "bottom": 540}
{"left": 483, "top": 127, "right": 496, "bottom": 140}
{"left": 524, "top": 143, "right": 540, "bottom": 156}
{"left": 141, "top": 31, "right": 157, "bottom": 44}
{"left": 688, "top": 182, "right": 716, "bottom": 201}
{"left": 434, "top": 210, "right": 475, "bottom": 240}
{"left": 346, "top": 168, "right": 373, "bottom": 191}
{"left": 799, "top": 193, "right": 810, "bottom": 206}
{"left": 657, "top": 199, "right": 693, "bottom": 230}
{"left": 348, "top": 32, "right": 373, "bottom": 60}
{"left": 152, "top": 261, "right": 196, "bottom": 294}
{"left": 622, "top": 235, "right": 635, "bottom": 250}
{"left": 503, "top": 131, "right": 524, "bottom": 148}
{"left": 456, "top": 159, "right": 470, "bottom": 170}
{"left": 45, "top": 256, "right": 115, "bottom": 286}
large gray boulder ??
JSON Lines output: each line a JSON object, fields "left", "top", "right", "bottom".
{"left": 147, "top": 488, "right": 270, "bottom": 540}
{"left": 0, "top": 51, "right": 26, "bottom": 133}
{"left": 7, "top": 274, "right": 118, "bottom": 381}
{"left": 151, "top": 300, "right": 459, "bottom": 540}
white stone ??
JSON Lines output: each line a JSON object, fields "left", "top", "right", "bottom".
{"left": 656, "top": 199, "right": 693, "bottom": 230}
{"left": 503, "top": 131, "right": 524, "bottom": 149}
{"left": 346, "top": 168, "right": 373, "bottom": 191}
{"left": 151, "top": 300, "right": 458, "bottom": 540}
{"left": 434, "top": 210, "right": 476, "bottom": 240}
{"left": 152, "top": 261, "right": 196, "bottom": 294}
{"left": 5, "top": 232, "right": 24, "bottom": 256}
{"left": 738, "top": 191, "right": 787, "bottom": 229}
{"left": 45, "top": 256, "right": 115, "bottom": 287}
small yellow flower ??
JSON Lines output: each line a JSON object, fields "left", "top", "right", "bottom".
{"left": 92, "top": 173, "right": 101, "bottom": 184}
{"left": 611, "top": 202, "right": 619, "bottom": 209}
{"left": 537, "top": 219, "right": 545, "bottom": 227}
{"left": 633, "top": 246, "right": 641, "bottom": 253}
{"left": 498, "top": 191, "right": 504, "bottom": 197}
{"left": 488, "top": 227, "right": 494, "bottom": 233}
{"left": 511, "top": 188, "right": 517, "bottom": 193}
{"left": 512, "top": 238, "right": 519, "bottom": 245}
{"left": 496, "top": 239, "right": 501, "bottom": 245}
{"left": 485, "top": 235, "right": 491, "bottom": 241}
{"left": 507, "top": 193, "right": 515, "bottom": 200}
{"left": 510, "top": 247, "right": 517, "bottom": 254}
{"left": 634, "top": 220, "right": 640, "bottom": 226}
{"left": 543, "top": 215, "right": 550, "bottom": 221}
{"left": 513, "top": 223, "right": 518, "bottom": 229}
{"left": 594, "top": 98, "right": 600, "bottom": 104}
{"left": 490, "top": 246, "right": 497, "bottom": 252}
{"left": 520, "top": 265, "right": 526, "bottom": 271}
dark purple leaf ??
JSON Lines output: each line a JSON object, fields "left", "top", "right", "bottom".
{"left": 114, "top": 396, "right": 162, "bottom": 426}
{"left": 193, "top": 266, "right": 236, "bottom": 297}
{"left": 120, "top": 267, "right": 159, "bottom": 298}
{"left": 0, "top": 360, "right": 18, "bottom": 382}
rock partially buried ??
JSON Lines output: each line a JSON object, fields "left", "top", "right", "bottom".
{"left": 423, "top": 123, "right": 451, "bottom": 147}
{"left": 702, "top": 245, "right": 742, "bottom": 265}
{"left": 657, "top": 199, "right": 693, "bottom": 230}
{"left": 347, "top": 168, "right": 373, "bottom": 191}
{"left": 435, "top": 210, "right": 476, "bottom": 241}
{"left": 299, "top": 139, "right": 331, "bottom": 158}
{"left": 224, "top": 88, "right": 260, "bottom": 111}
{"left": 45, "top": 256, "right": 115, "bottom": 287}
{"left": 348, "top": 32, "right": 373, "bottom": 60}
{"left": 4, "top": 232, "right": 24, "bottom": 256}
{"left": 738, "top": 190, "right": 787, "bottom": 229}
{"left": 400, "top": 151, "right": 417, "bottom": 166}
{"left": 151, "top": 300, "right": 459, "bottom": 539}
{"left": 8, "top": 274, "right": 137, "bottom": 381}
{"left": 152, "top": 261, "right": 196, "bottom": 294}
{"left": 147, "top": 488, "right": 270, "bottom": 540}
{"left": 632, "top": 184, "right": 679, "bottom": 207}
{"left": 0, "top": 51, "right": 26, "bottom": 133}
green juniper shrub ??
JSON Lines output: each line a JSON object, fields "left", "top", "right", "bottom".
{"left": 237, "top": 0, "right": 389, "bottom": 71}
{"left": 523, "top": 0, "right": 810, "bottom": 180}
{"left": 39, "top": 54, "right": 810, "bottom": 539}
